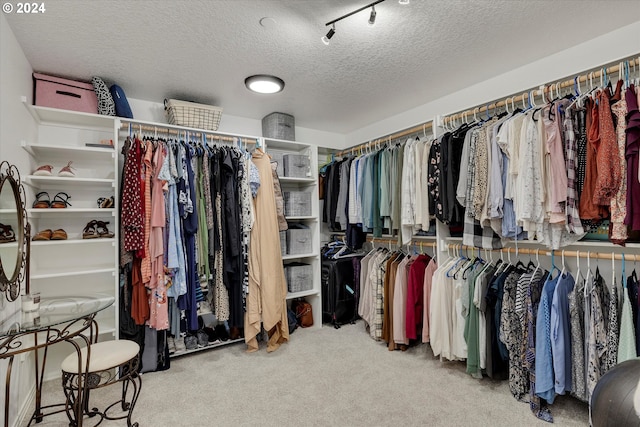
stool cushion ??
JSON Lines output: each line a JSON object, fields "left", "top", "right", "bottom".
{"left": 61, "top": 340, "right": 140, "bottom": 374}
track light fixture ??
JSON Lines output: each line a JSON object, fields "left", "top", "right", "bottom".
{"left": 322, "top": 24, "right": 335, "bottom": 45}
{"left": 368, "top": 6, "right": 377, "bottom": 26}
{"left": 322, "top": 0, "right": 408, "bottom": 44}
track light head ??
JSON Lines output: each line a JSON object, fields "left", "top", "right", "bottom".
{"left": 368, "top": 6, "right": 376, "bottom": 26}
{"left": 399, "top": 0, "right": 409, "bottom": 4}
{"left": 322, "top": 26, "right": 335, "bottom": 45}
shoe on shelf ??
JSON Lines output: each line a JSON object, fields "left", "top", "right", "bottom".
{"left": 184, "top": 335, "right": 198, "bottom": 351}
{"left": 32, "top": 229, "right": 53, "bottom": 241}
{"left": 82, "top": 220, "right": 99, "bottom": 239}
{"left": 33, "top": 165, "right": 53, "bottom": 176}
{"left": 96, "top": 220, "right": 114, "bottom": 238}
{"left": 174, "top": 336, "right": 186, "bottom": 353}
{"left": 197, "top": 330, "right": 209, "bottom": 347}
{"left": 167, "top": 336, "right": 177, "bottom": 354}
{"left": 32, "top": 191, "right": 51, "bottom": 208}
{"left": 50, "top": 192, "right": 71, "bottom": 208}
{"left": 50, "top": 229, "right": 67, "bottom": 240}
{"left": 58, "top": 161, "right": 75, "bottom": 177}
{"left": 0, "top": 223, "right": 16, "bottom": 243}
{"left": 97, "top": 196, "right": 114, "bottom": 208}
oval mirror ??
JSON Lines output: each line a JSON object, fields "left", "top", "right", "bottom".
{"left": 0, "top": 161, "right": 26, "bottom": 301}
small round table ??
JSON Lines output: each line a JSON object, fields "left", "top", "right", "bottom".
{"left": 0, "top": 294, "right": 115, "bottom": 427}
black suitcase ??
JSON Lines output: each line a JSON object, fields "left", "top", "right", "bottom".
{"left": 321, "top": 257, "right": 362, "bottom": 328}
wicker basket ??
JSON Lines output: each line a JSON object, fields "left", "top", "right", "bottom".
{"left": 285, "top": 263, "right": 313, "bottom": 293}
{"left": 284, "top": 191, "right": 311, "bottom": 217}
{"left": 164, "top": 99, "right": 223, "bottom": 131}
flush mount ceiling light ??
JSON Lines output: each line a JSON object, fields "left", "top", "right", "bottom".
{"left": 244, "top": 75, "right": 285, "bottom": 94}
{"left": 398, "top": 0, "right": 409, "bottom": 4}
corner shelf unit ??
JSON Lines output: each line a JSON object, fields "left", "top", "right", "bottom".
{"left": 21, "top": 100, "right": 119, "bottom": 381}
{"left": 266, "top": 138, "right": 323, "bottom": 329}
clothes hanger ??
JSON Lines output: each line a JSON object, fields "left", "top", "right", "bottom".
{"left": 622, "top": 253, "right": 626, "bottom": 290}
{"left": 576, "top": 250, "right": 585, "bottom": 285}
{"left": 446, "top": 244, "right": 467, "bottom": 278}
{"left": 546, "top": 250, "right": 560, "bottom": 282}
{"left": 611, "top": 252, "right": 616, "bottom": 291}
{"left": 584, "top": 251, "right": 593, "bottom": 298}
{"left": 531, "top": 249, "right": 541, "bottom": 279}
{"left": 559, "top": 250, "right": 566, "bottom": 278}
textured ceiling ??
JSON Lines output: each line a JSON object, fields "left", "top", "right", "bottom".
{"left": 4, "top": 0, "right": 640, "bottom": 133}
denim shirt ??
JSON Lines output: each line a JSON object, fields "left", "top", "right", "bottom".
{"left": 535, "top": 273, "right": 560, "bottom": 403}
{"left": 551, "top": 272, "right": 575, "bottom": 395}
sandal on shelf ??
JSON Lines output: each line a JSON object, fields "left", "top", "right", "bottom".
{"left": 32, "top": 229, "right": 53, "bottom": 241}
{"left": 96, "top": 221, "right": 115, "bottom": 238}
{"left": 97, "top": 196, "right": 114, "bottom": 208}
{"left": 51, "top": 229, "right": 67, "bottom": 240}
{"left": 33, "top": 165, "right": 53, "bottom": 176}
{"left": 82, "top": 220, "right": 99, "bottom": 239}
{"left": 0, "top": 223, "right": 16, "bottom": 244}
{"left": 50, "top": 192, "right": 72, "bottom": 208}
{"left": 32, "top": 191, "right": 51, "bottom": 208}
{"left": 58, "top": 161, "right": 75, "bottom": 178}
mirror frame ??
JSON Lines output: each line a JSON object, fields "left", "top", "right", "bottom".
{"left": 0, "top": 161, "right": 28, "bottom": 301}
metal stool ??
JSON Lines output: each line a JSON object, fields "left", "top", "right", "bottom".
{"left": 61, "top": 340, "right": 141, "bottom": 427}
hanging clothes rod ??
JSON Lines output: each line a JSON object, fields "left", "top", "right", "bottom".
{"left": 118, "top": 121, "right": 258, "bottom": 145}
{"left": 368, "top": 236, "right": 437, "bottom": 246}
{"left": 446, "top": 244, "right": 640, "bottom": 262}
{"left": 441, "top": 55, "right": 640, "bottom": 126}
{"left": 336, "top": 121, "right": 433, "bottom": 157}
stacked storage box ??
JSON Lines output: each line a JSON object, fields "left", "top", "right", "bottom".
{"left": 284, "top": 263, "right": 313, "bottom": 293}
{"left": 283, "top": 154, "right": 311, "bottom": 178}
{"left": 283, "top": 191, "right": 311, "bottom": 217}
{"left": 280, "top": 231, "right": 287, "bottom": 256}
{"left": 286, "top": 223, "right": 311, "bottom": 255}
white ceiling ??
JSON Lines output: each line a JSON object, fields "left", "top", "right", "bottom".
{"left": 5, "top": 0, "right": 640, "bottom": 133}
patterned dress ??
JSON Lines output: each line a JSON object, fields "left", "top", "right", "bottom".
{"left": 500, "top": 269, "right": 529, "bottom": 401}
{"left": 568, "top": 276, "right": 587, "bottom": 401}
{"left": 524, "top": 270, "right": 553, "bottom": 422}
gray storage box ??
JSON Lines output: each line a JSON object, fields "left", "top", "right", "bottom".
{"left": 280, "top": 231, "right": 287, "bottom": 256}
{"left": 262, "top": 112, "right": 295, "bottom": 141}
{"left": 284, "top": 191, "right": 311, "bottom": 217}
{"left": 270, "top": 151, "right": 284, "bottom": 177}
{"left": 283, "top": 154, "right": 311, "bottom": 178}
{"left": 285, "top": 263, "right": 313, "bottom": 293}
{"left": 286, "top": 225, "right": 312, "bottom": 255}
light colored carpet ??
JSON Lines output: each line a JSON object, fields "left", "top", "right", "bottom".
{"left": 25, "top": 321, "right": 589, "bottom": 426}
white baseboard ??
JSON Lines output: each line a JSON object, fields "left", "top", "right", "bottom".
{"left": 13, "top": 383, "right": 35, "bottom": 427}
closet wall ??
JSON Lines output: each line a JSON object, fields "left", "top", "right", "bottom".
{"left": 125, "top": 98, "right": 347, "bottom": 150}
{"left": 346, "top": 21, "right": 640, "bottom": 147}
{"left": 2, "top": 9, "right": 640, "bottom": 426}
{"left": 0, "top": 13, "right": 38, "bottom": 427}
